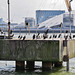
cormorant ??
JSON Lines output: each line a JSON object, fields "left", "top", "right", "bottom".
{"left": 43, "top": 33, "right": 48, "bottom": 39}
{"left": 44, "top": 29, "right": 49, "bottom": 34}
{"left": 69, "top": 35, "right": 71, "bottom": 39}
{"left": 55, "top": 35, "right": 57, "bottom": 38}
{"left": 36, "top": 32, "right": 40, "bottom": 39}
{"left": 43, "top": 29, "right": 49, "bottom": 39}
{"left": 73, "top": 35, "right": 75, "bottom": 38}
{"left": 58, "top": 34, "right": 61, "bottom": 38}
{"left": 18, "top": 35, "right": 20, "bottom": 38}
{"left": 1, "top": 30, "right": 3, "bottom": 34}
{"left": 49, "top": 36, "right": 51, "bottom": 39}
{"left": 33, "top": 34, "right": 35, "bottom": 39}
{"left": 11, "top": 34, "right": 14, "bottom": 37}
{"left": 53, "top": 34, "right": 55, "bottom": 38}
{"left": 23, "top": 36, "right": 26, "bottom": 40}
{"left": 20, "top": 36, "right": 22, "bottom": 39}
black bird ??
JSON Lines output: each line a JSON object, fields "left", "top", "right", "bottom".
{"left": 43, "top": 33, "right": 48, "bottom": 39}
{"left": 73, "top": 35, "right": 75, "bottom": 38}
{"left": 69, "top": 35, "right": 71, "bottom": 39}
{"left": 43, "top": 29, "right": 49, "bottom": 39}
{"left": 20, "top": 36, "right": 22, "bottom": 39}
{"left": 49, "top": 36, "right": 51, "bottom": 39}
{"left": 1, "top": 30, "right": 3, "bottom": 34}
{"left": 11, "top": 34, "right": 14, "bottom": 37}
{"left": 33, "top": 34, "right": 35, "bottom": 39}
{"left": 58, "top": 34, "right": 61, "bottom": 38}
{"left": 36, "top": 32, "right": 40, "bottom": 39}
{"left": 55, "top": 35, "right": 57, "bottom": 38}
{"left": 53, "top": 34, "right": 55, "bottom": 38}
{"left": 18, "top": 35, "right": 20, "bottom": 38}
{"left": 23, "top": 36, "right": 26, "bottom": 40}
{"left": 45, "top": 29, "right": 49, "bottom": 34}
{"left": 64, "top": 35, "right": 68, "bottom": 40}
{"left": 66, "top": 30, "right": 68, "bottom": 33}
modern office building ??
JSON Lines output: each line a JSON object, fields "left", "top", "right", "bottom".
{"left": 63, "top": 14, "right": 74, "bottom": 27}
{"left": 25, "top": 17, "right": 35, "bottom": 27}
{"left": 36, "top": 10, "right": 65, "bottom": 25}
{"left": 38, "top": 10, "right": 75, "bottom": 33}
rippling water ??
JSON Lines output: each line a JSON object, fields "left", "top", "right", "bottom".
{"left": 0, "top": 58, "right": 75, "bottom": 75}
{"left": 0, "top": 32, "right": 75, "bottom": 75}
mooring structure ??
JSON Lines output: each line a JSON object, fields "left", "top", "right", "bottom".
{"left": 0, "top": 39, "right": 75, "bottom": 71}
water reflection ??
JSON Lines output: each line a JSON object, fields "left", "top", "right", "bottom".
{"left": 0, "top": 33, "right": 75, "bottom": 75}
{"left": 0, "top": 59, "right": 75, "bottom": 75}
{"left": 0, "top": 67, "right": 74, "bottom": 75}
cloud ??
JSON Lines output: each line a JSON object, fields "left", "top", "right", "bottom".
{"left": 0, "top": 0, "right": 75, "bottom": 23}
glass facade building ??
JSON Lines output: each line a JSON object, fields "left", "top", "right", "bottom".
{"left": 36, "top": 10, "right": 65, "bottom": 25}
{"left": 63, "top": 14, "right": 74, "bottom": 27}
{"left": 25, "top": 17, "right": 35, "bottom": 27}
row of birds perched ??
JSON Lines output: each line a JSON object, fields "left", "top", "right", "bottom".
{"left": 33, "top": 33, "right": 72, "bottom": 40}
{"left": 0, "top": 29, "right": 13, "bottom": 34}
{"left": 18, "top": 29, "right": 49, "bottom": 40}
{"left": 18, "top": 35, "right": 26, "bottom": 40}
{"left": 49, "top": 34, "right": 72, "bottom": 39}
{"left": 32, "top": 29, "right": 71, "bottom": 40}
{"left": 33, "top": 29, "right": 49, "bottom": 39}
{"left": 18, "top": 29, "right": 74, "bottom": 40}
{"left": 0, "top": 29, "right": 14, "bottom": 39}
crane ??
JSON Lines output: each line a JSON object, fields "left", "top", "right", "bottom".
{"left": 65, "top": 0, "right": 73, "bottom": 12}
{"left": 65, "top": 0, "right": 73, "bottom": 39}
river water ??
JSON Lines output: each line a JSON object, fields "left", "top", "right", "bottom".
{"left": 0, "top": 32, "right": 75, "bottom": 75}
{"left": 0, "top": 58, "right": 75, "bottom": 75}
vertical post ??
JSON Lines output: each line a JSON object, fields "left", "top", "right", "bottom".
{"left": 69, "top": 0, "right": 73, "bottom": 39}
{"left": 26, "top": 61, "right": 34, "bottom": 70}
{"left": 63, "top": 37, "right": 69, "bottom": 71}
{"left": 16, "top": 61, "right": 25, "bottom": 71}
{"left": 60, "top": 23, "right": 62, "bottom": 39}
{"left": 69, "top": 6, "right": 71, "bottom": 38}
{"left": 66, "top": 40, "right": 69, "bottom": 71}
{"left": 28, "top": 23, "right": 30, "bottom": 34}
{"left": 25, "top": 23, "right": 27, "bottom": 35}
{"left": 54, "top": 62, "right": 62, "bottom": 67}
{"left": 42, "top": 61, "right": 52, "bottom": 70}
{"left": 7, "top": 0, "right": 10, "bottom": 39}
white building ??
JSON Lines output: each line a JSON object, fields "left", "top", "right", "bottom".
{"left": 0, "top": 18, "right": 18, "bottom": 31}
{"left": 38, "top": 11, "right": 75, "bottom": 29}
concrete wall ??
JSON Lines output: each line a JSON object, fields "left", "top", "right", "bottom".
{"left": 63, "top": 40, "right": 75, "bottom": 59}
{"left": 69, "top": 40, "right": 75, "bottom": 58}
{"left": 0, "top": 40, "right": 62, "bottom": 62}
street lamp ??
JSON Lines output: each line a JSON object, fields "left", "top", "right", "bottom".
{"left": 69, "top": 0, "right": 73, "bottom": 39}
{"left": 7, "top": 0, "right": 10, "bottom": 39}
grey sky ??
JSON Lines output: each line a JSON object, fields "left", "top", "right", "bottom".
{"left": 0, "top": 0, "right": 75, "bottom": 24}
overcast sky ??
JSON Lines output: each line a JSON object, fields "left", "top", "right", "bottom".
{"left": 0, "top": 0, "right": 75, "bottom": 24}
